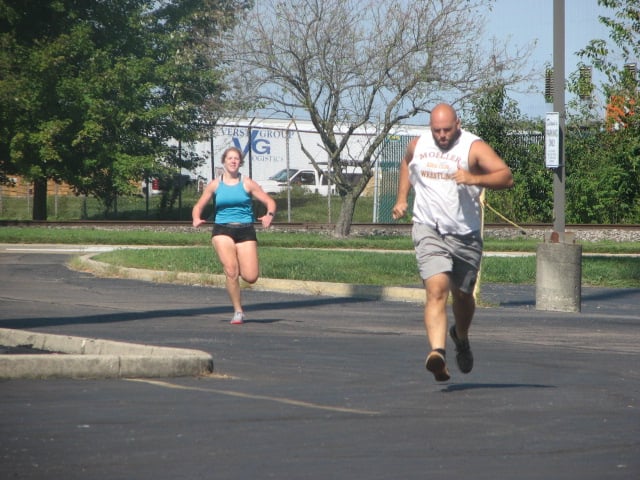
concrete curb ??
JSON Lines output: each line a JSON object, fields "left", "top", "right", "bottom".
{"left": 0, "top": 328, "right": 214, "bottom": 380}
{"left": 74, "top": 254, "right": 426, "bottom": 304}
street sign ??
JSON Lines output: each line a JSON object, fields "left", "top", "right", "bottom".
{"left": 545, "top": 112, "right": 560, "bottom": 168}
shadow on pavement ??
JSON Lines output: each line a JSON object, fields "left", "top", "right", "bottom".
{"left": 0, "top": 296, "right": 371, "bottom": 329}
{"left": 441, "top": 383, "right": 556, "bottom": 393}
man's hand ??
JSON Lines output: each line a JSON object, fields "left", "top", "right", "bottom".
{"left": 453, "top": 167, "right": 478, "bottom": 186}
{"left": 392, "top": 201, "right": 408, "bottom": 220}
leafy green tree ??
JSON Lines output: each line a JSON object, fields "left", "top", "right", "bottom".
{"left": 565, "top": 121, "right": 640, "bottom": 223}
{"left": 0, "top": 0, "right": 250, "bottom": 219}
{"left": 565, "top": 0, "right": 640, "bottom": 223}
{"left": 469, "top": 87, "right": 552, "bottom": 224}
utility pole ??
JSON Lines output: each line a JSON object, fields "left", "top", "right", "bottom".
{"left": 552, "top": 0, "right": 565, "bottom": 234}
{"left": 535, "top": 0, "right": 582, "bottom": 313}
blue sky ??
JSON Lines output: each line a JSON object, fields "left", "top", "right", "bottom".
{"left": 486, "top": 0, "right": 615, "bottom": 119}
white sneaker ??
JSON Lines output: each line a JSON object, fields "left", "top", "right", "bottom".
{"left": 230, "top": 312, "right": 244, "bottom": 325}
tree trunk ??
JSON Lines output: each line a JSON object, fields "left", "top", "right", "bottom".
{"left": 32, "top": 178, "right": 47, "bottom": 220}
{"left": 333, "top": 192, "right": 357, "bottom": 237}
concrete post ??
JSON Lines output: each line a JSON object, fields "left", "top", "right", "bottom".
{"left": 536, "top": 1, "right": 582, "bottom": 313}
{"left": 535, "top": 232, "right": 582, "bottom": 312}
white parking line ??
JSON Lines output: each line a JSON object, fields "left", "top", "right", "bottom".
{"left": 128, "top": 378, "right": 381, "bottom": 415}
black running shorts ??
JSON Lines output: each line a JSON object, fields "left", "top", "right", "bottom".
{"left": 212, "top": 223, "right": 257, "bottom": 243}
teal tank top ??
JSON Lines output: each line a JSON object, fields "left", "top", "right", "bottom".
{"left": 214, "top": 177, "right": 254, "bottom": 224}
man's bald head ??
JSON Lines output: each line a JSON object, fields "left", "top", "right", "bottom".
{"left": 430, "top": 103, "right": 461, "bottom": 151}
{"left": 430, "top": 103, "right": 458, "bottom": 124}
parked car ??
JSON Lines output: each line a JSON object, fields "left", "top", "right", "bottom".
{"left": 258, "top": 168, "right": 335, "bottom": 195}
{"left": 141, "top": 174, "right": 193, "bottom": 195}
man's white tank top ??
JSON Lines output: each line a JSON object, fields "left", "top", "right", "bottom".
{"left": 409, "top": 130, "right": 483, "bottom": 235}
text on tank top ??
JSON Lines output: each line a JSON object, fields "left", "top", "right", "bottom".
{"left": 408, "top": 130, "right": 483, "bottom": 235}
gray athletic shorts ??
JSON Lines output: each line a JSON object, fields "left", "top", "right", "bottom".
{"left": 412, "top": 223, "right": 483, "bottom": 294}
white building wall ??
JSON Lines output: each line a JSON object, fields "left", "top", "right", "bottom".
{"left": 184, "top": 118, "right": 429, "bottom": 183}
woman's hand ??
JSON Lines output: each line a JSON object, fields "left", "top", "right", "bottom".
{"left": 192, "top": 218, "right": 208, "bottom": 228}
{"left": 258, "top": 213, "right": 274, "bottom": 229}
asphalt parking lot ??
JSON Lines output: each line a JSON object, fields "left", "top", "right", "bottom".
{"left": 1, "top": 248, "right": 639, "bottom": 479}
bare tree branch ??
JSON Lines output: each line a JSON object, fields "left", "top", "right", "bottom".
{"left": 223, "top": 0, "right": 538, "bottom": 236}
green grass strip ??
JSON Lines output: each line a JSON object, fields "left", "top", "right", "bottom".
{"left": 92, "top": 247, "right": 640, "bottom": 288}
{"left": 2, "top": 226, "right": 638, "bottom": 287}
{"left": 1, "top": 226, "right": 639, "bottom": 254}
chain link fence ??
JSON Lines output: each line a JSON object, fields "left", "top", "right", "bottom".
{"left": 2, "top": 133, "right": 419, "bottom": 222}
{"left": 374, "top": 134, "right": 414, "bottom": 223}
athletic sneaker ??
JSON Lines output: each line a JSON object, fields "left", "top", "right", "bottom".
{"left": 230, "top": 311, "right": 245, "bottom": 325}
{"left": 449, "top": 325, "right": 474, "bottom": 373}
{"left": 425, "top": 350, "right": 450, "bottom": 382}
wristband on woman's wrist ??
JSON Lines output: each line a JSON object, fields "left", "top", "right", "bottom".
{"left": 267, "top": 212, "right": 275, "bottom": 217}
